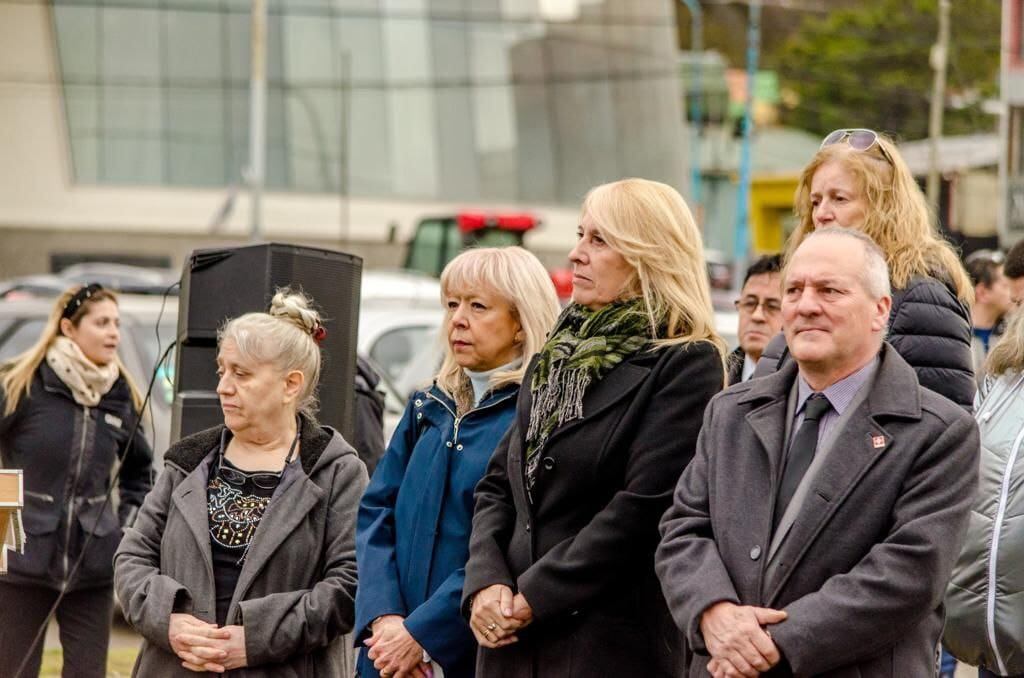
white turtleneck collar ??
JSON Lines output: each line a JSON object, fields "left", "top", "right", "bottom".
{"left": 464, "top": 357, "right": 523, "bottom": 406}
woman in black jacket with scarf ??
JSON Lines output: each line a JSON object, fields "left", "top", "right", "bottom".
{"left": 754, "top": 129, "right": 974, "bottom": 410}
{"left": 462, "top": 178, "right": 725, "bottom": 677}
{"left": 0, "top": 284, "right": 152, "bottom": 678}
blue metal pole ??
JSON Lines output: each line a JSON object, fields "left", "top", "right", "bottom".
{"left": 680, "top": 0, "right": 703, "bottom": 217}
{"left": 733, "top": 0, "right": 761, "bottom": 291}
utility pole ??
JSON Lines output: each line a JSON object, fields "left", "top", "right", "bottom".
{"left": 339, "top": 50, "right": 351, "bottom": 247}
{"left": 248, "top": 0, "right": 267, "bottom": 241}
{"left": 680, "top": 0, "right": 704, "bottom": 222}
{"left": 733, "top": 0, "right": 761, "bottom": 291}
{"left": 926, "top": 0, "right": 950, "bottom": 215}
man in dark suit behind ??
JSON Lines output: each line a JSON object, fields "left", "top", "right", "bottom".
{"left": 728, "top": 254, "right": 784, "bottom": 385}
{"left": 656, "top": 227, "right": 979, "bottom": 678}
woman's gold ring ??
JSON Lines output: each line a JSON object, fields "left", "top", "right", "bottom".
{"left": 487, "top": 622, "right": 498, "bottom": 631}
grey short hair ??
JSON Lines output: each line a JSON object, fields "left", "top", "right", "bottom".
{"left": 802, "top": 226, "right": 892, "bottom": 299}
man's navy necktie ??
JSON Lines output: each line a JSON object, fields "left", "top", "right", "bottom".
{"left": 774, "top": 393, "right": 831, "bottom": 530}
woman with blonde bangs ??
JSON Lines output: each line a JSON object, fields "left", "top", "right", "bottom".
{"left": 463, "top": 178, "right": 724, "bottom": 677}
{"left": 757, "top": 128, "right": 975, "bottom": 408}
{"left": 355, "top": 247, "right": 560, "bottom": 678}
{"left": 0, "top": 284, "right": 152, "bottom": 678}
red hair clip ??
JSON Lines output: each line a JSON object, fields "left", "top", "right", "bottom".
{"left": 312, "top": 325, "right": 327, "bottom": 345}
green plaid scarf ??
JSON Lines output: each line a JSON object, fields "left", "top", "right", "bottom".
{"left": 525, "top": 298, "right": 657, "bottom": 491}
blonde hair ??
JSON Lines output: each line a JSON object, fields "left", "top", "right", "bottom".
{"left": 985, "top": 310, "right": 1024, "bottom": 377}
{"left": 436, "top": 247, "right": 560, "bottom": 412}
{"left": 218, "top": 288, "right": 323, "bottom": 420}
{"left": 581, "top": 178, "right": 727, "bottom": 357}
{"left": 1, "top": 286, "right": 144, "bottom": 416}
{"left": 788, "top": 134, "right": 972, "bottom": 304}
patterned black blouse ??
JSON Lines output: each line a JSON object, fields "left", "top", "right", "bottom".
{"left": 207, "top": 455, "right": 281, "bottom": 625}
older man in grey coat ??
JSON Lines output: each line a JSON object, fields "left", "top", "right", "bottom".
{"left": 656, "top": 227, "right": 979, "bottom": 678}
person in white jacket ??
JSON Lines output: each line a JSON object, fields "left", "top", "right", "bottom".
{"left": 945, "top": 308, "right": 1024, "bottom": 678}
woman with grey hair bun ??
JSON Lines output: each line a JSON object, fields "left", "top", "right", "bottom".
{"left": 115, "top": 288, "right": 368, "bottom": 677}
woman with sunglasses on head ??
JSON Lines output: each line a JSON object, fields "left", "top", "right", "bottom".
{"left": 756, "top": 128, "right": 975, "bottom": 409}
{"left": 462, "top": 179, "right": 725, "bottom": 678}
{"left": 354, "top": 247, "right": 560, "bottom": 678}
{"left": 0, "top": 284, "right": 152, "bottom": 678}
{"left": 115, "top": 289, "right": 368, "bottom": 677}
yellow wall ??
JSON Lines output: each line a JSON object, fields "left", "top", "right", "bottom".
{"left": 749, "top": 173, "right": 798, "bottom": 254}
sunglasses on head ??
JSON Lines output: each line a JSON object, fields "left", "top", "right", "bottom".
{"left": 820, "top": 128, "right": 893, "bottom": 166}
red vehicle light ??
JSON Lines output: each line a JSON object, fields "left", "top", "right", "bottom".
{"left": 456, "top": 212, "right": 538, "bottom": 233}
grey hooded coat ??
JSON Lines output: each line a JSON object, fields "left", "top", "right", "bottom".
{"left": 945, "top": 373, "right": 1024, "bottom": 676}
{"left": 114, "top": 418, "right": 367, "bottom": 677}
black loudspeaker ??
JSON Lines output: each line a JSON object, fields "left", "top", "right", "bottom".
{"left": 171, "top": 243, "right": 362, "bottom": 443}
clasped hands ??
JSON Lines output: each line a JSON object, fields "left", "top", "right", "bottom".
{"left": 700, "top": 601, "right": 787, "bottom": 678}
{"left": 468, "top": 584, "right": 533, "bottom": 649}
{"left": 364, "top": 614, "right": 432, "bottom": 678}
{"left": 168, "top": 613, "right": 247, "bottom": 673}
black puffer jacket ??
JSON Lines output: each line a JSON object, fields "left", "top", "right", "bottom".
{"left": 0, "top": 361, "right": 153, "bottom": 590}
{"left": 755, "top": 275, "right": 974, "bottom": 409}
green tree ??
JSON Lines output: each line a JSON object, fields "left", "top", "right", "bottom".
{"left": 775, "top": 0, "right": 1000, "bottom": 140}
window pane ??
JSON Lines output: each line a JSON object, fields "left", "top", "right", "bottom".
{"left": 474, "top": 85, "right": 517, "bottom": 200}
{"left": 283, "top": 15, "right": 335, "bottom": 84}
{"left": 336, "top": 17, "right": 384, "bottom": 85}
{"left": 101, "top": 9, "right": 161, "bottom": 82}
{"left": 431, "top": 20, "right": 470, "bottom": 84}
{"left": 434, "top": 87, "right": 478, "bottom": 200}
{"left": 286, "top": 88, "right": 341, "bottom": 192}
{"left": 165, "top": 12, "right": 224, "bottom": 80}
{"left": 347, "top": 89, "right": 391, "bottom": 196}
{"left": 387, "top": 88, "right": 438, "bottom": 197}
{"left": 101, "top": 85, "right": 164, "bottom": 183}
{"left": 382, "top": 18, "right": 431, "bottom": 83}
{"left": 167, "top": 87, "right": 227, "bottom": 186}
{"left": 512, "top": 82, "right": 557, "bottom": 203}
{"left": 54, "top": 7, "right": 98, "bottom": 82}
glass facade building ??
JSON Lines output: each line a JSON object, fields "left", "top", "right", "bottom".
{"left": 52, "top": 0, "right": 686, "bottom": 206}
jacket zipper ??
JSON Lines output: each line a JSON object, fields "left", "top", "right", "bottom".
{"left": 986, "top": 423, "right": 1024, "bottom": 675}
{"left": 62, "top": 405, "right": 90, "bottom": 590}
{"left": 426, "top": 389, "right": 537, "bottom": 557}
{"left": 424, "top": 391, "right": 515, "bottom": 450}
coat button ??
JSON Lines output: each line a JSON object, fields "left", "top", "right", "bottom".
{"left": 414, "top": 399, "right": 423, "bottom": 407}
{"left": 456, "top": 444, "right": 464, "bottom": 451}
{"left": 749, "top": 545, "right": 762, "bottom": 561}
{"left": 542, "top": 457, "right": 555, "bottom": 471}
{"left": 525, "top": 523, "right": 531, "bottom": 532}
{"left": 416, "top": 412, "right": 423, "bottom": 420}
{"left": 446, "top": 441, "right": 452, "bottom": 448}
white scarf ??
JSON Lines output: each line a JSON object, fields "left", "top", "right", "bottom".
{"left": 46, "top": 336, "right": 120, "bottom": 407}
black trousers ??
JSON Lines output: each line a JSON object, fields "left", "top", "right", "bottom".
{"left": 0, "top": 580, "right": 112, "bottom": 678}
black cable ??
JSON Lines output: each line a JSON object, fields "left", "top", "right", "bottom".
{"left": 13, "top": 283, "right": 181, "bottom": 678}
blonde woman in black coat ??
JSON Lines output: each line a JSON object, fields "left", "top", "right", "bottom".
{"left": 462, "top": 178, "right": 725, "bottom": 677}
{"left": 0, "top": 284, "right": 151, "bottom": 677}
